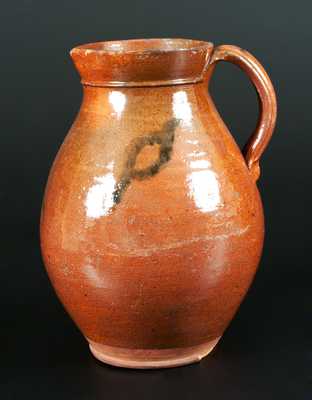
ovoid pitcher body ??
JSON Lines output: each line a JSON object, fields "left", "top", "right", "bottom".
{"left": 40, "top": 38, "right": 277, "bottom": 368}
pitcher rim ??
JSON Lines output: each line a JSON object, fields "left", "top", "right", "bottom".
{"left": 70, "top": 38, "right": 213, "bottom": 56}
{"left": 70, "top": 38, "right": 214, "bottom": 87}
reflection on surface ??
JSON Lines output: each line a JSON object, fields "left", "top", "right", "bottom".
{"left": 189, "top": 159, "right": 211, "bottom": 169}
{"left": 188, "top": 169, "right": 221, "bottom": 212}
{"left": 173, "top": 90, "right": 192, "bottom": 126}
{"left": 83, "top": 263, "right": 102, "bottom": 286}
{"left": 109, "top": 91, "right": 126, "bottom": 117}
{"left": 83, "top": 262, "right": 112, "bottom": 288}
{"left": 85, "top": 174, "right": 116, "bottom": 218}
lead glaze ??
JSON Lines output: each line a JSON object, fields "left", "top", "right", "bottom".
{"left": 41, "top": 38, "right": 276, "bottom": 368}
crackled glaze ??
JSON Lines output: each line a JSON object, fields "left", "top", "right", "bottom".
{"left": 40, "top": 38, "right": 277, "bottom": 368}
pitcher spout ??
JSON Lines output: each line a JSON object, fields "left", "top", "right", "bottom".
{"left": 70, "top": 38, "right": 214, "bottom": 87}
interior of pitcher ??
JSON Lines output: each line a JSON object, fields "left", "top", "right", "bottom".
{"left": 74, "top": 38, "right": 212, "bottom": 53}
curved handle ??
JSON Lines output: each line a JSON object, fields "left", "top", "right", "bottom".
{"left": 210, "top": 45, "right": 277, "bottom": 180}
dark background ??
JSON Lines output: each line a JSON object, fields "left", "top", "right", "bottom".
{"left": 1, "top": 0, "right": 311, "bottom": 398}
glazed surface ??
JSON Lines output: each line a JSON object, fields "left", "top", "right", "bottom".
{"left": 41, "top": 82, "right": 264, "bottom": 349}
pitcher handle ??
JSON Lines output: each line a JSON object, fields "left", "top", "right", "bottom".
{"left": 210, "top": 45, "right": 277, "bottom": 181}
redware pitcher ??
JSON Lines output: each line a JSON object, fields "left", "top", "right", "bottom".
{"left": 40, "top": 38, "right": 277, "bottom": 368}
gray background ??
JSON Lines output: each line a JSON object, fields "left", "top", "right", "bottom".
{"left": 1, "top": 1, "right": 311, "bottom": 399}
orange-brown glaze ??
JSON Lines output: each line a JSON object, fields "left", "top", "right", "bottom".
{"left": 40, "top": 38, "right": 276, "bottom": 368}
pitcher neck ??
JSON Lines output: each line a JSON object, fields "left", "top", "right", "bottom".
{"left": 79, "top": 83, "right": 212, "bottom": 119}
{"left": 70, "top": 38, "right": 214, "bottom": 88}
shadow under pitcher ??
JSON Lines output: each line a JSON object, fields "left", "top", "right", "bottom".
{"left": 40, "top": 38, "right": 277, "bottom": 369}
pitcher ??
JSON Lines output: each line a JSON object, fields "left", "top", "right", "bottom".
{"left": 40, "top": 38, "right": 277, "bottom": 368}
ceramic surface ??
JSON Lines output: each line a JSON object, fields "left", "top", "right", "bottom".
{"left": 40, "top": 38, "right": 277, "bottom": 368}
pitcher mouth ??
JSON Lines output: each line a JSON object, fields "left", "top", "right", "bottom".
{"left": 72, "top": 38, "right": 213, "bottom": 54}
{"left": 70, "top": 38, "right": 214, "bottom": 87}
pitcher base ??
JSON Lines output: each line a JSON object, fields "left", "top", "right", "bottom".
{"left": 88, "top": 337, "right": 221, "bottom": 369}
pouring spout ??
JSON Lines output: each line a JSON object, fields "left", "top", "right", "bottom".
{"left": 70, "top": 38, "right": 214, "bottom": 88}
